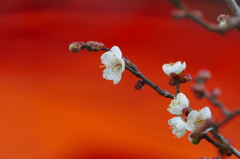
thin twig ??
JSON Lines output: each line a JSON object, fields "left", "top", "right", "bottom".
{"left": 204, "top": 92, "right": 229, "bottom": 117}
{"left": 217, "top": 109, "right": 240, "bottom": 128}
{"left": 168, "top": 0, "right": 240, "bottom": 34}
{"left": 210, "top": 130, "right": 240, "bottom": 158}
{"left": 124, "top": 57, "right": 175, "bottom": 99}
{"left": 225, "top": 0, "right": 240, "bottom": 16}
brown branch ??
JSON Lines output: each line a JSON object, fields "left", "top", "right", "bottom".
{"left": 204, "top": 92, "right": 230, "bottom": 117}
{"left": 225, "top": 0, "right": 240, "bottom": 16}
{"left": 210, "top": 130, "right": 240, "bottom": 158}
{"left": 202, "top": 134, "right": 222, "bottom": 148}
{"left": 168, "top": 0, "right": 240, "bottom": 34}
{"left": 124, "top": 57, "right": 175, "bottom": 99}
{"left": 216, "top": 109, "right": 240, "bottom": 128}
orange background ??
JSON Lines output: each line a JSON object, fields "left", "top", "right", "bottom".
{"left": 0, "top": 0, "right": 240, "bottom": 159}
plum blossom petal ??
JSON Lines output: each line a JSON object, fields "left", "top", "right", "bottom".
{"left": 186, "top": 107, "right": 213, "bottom": 133}
{"left": 162, "top": 61, "right": 186, "bottom": 76}
{"left": 101, "top": 46, "right": 125, "bottom": 84}
{"left": 168, "top": 116, "right": 187, "bottom": 138}
{"left": 168, "top": 93, "right": 189, "bottom": 115}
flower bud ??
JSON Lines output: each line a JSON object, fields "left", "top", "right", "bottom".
{"left": 217, "top": 14, "right": 229, "bottom": 22}
{"left": 171, "top": 9, "right": 186, "bottom": 20}
{"left": 193, "top": 11, "right": 203, "bottom": 19}
{"left": 182, "top": 107, "right": 191, "bottom": 116}
{"left": 85, "top": 41, "right": 105, "bottom": 52}
{"left": 213, "top": 156, "right": 222, "bottom": 159}
{"left": 191, "top": 84, "right": 205, "bottom": 99}
{"left": 168, "top": 78, "right": 175, "bottom": 86}
{"left": 196, "top": 69, "right": 211, "bottom": 83}
{"left": 69, "top": 42, "right": 85, "bottom": 53}
{"left": 180, "top": 74, "right": 192, "bottom": 83}
{"left": 134, "top": 80, "right": 145, "bottom": 90}
{"left": 189, "top": 133, "right": 202, "bottom": 145}
{"left": 211, "top": 88, "right": 221, "bottom": 98}
{"left": 226, "top": 151, "right": 232, "bottom": 157}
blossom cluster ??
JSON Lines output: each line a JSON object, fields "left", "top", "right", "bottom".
{"left": 163, "top": 62, "right": 213, "bottom": 143}
{"left": 98, "top": 47, "right": 214, "bottom": 143}
{"left": 72, "top": 43, "right": 215, "bottom": 147}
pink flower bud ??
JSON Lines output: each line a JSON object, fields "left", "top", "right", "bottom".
{"left": 217, "top": 14, "right": 230, "bottom": 22}
{"left": 211, "top": 88, "right": 221, "bottom": 98}
{"left": 197, "top": 69, "right": 211, "bottom": 82}
{"left": 226, "top": 151, "right": 232, "bottom": 157}
{"left": 85, "top": 41, "right": 105, "bottom": 52}
{"left": 191, "top": 84, "right": 205, "bottom": 99}
{"left": 180, "top": 74, "right": 192, "bottom": 83}
{"left": 69, "top": 42, "right": 85, "bottom": 53}
{"left": 171, "top": 9, "right": 186, "bottom": 20}
{"left": 168, "top": 78, "right": 175, "bottom": 86}
{"left": 134, "top": 80, "right": 145, "bottom": 90}
{"left": 182, "top": 107, "right": 191, "bottom": 116}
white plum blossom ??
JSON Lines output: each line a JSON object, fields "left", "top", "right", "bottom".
{"left": 186, "top": 107, "right": 213, "bottom": 133}
{"left": 101, "top": 46, "right": 125, "bottom": 84}
{"left": 168, "top": 93, "right": 189, "bottom": 115}
{"left": 168, "top": 116, "right": 187, "bottom": 138}
{"left": 162, "top": 61, "right": 186, "bottom": 76}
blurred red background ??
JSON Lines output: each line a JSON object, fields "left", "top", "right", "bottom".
{"left": 0, "top": 0, "right": 240, "bottom": 159}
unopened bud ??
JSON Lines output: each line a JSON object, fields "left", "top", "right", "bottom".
{"left": 197, "top": 69, "right": 211, "bottom": 82}
{"left": 189, "top": 134, "right": 202, "bottom": 145}
{"left": 85, "top": 41, "right": 105, "bottom": 52}
{"left": 171, "top": 9, "right": 186, "bottom": 20}
{"left": 211, "top": 88, "right": 221, "bottom": 98}
{"left": 213, "top": 156, "right": 222, "bottom": 159}
{"left": 134, "top": 80, "right": 145, "bottom": 90}
{"left": 193, "top": 11, "right": 203, "bottom": 19}
{"left": 69, "top": 42, "right": 85, "bottom": 53}
{"left": 191, "top": 84, "right": 205, "bottom": 99}
{"left": 182, "top": 107, "right": 191, "bottom": 116}
{"left": 226, "top": 151, "right": 232, "bottom": 157}
{"left": 180, "top": 74, "right": 192, "bottom": 83}
{"left": 168, "top": 78, "right": 175, "bottom": 86}
{"left": 217, "top": 14, "right": 229, "bottom": 22}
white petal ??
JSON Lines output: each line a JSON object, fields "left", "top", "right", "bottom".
{"left": 168, "top": 116, "right": 181, "bottom": 126}
{"left": 173, "top": 126, "right": 186, "bottom": 138}
{"left": 168, "top": 93, "right": 189, "bottom": 115}
{"left": 162, "top": 64, "right": 171, "bottom": 75}
{"left": 119, "top": 58, "right": 125, "bottom": 73}
{"left": 168, "top": 107, "right": 183, "bottom": 115}
{"left": 186, "top": 110, "right": 199, "bottom": 131}
{"left": 101, "top": 52, "right": 114, "bottom": 66}
{"left": 168, "top": 116, "right": 187, "bottom": 138}
{"left": 172, "top": 61, "right": 186, "bottom": 75}
{"left": 111, "top": 46, "right": 122, "bottom": 59}
{"left": 103, "top": 67, "right": 120, "bottom": 80}
{"left": 199, "top": 107, "right": 212, "bottom": 119}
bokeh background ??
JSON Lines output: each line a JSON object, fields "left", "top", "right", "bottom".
{"left": 0, "top": 0, "right": 240, "bottom": 159}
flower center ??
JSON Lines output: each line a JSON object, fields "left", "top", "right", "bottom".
{"left": 112, "top": 59, "right": 122, "bottom": 71}
{"left": 194, "top": 118, "right": 204, "bottom": 127}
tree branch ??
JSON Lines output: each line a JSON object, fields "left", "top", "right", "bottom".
{"left": 124, "top": 57, "right": 175, "bottom": 99}
{"left": 168, "top": 0, "right": 240, "bottom": 34}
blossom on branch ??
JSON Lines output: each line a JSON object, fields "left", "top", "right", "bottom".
{"left": 168, "top": 93, "right": 189, "bottom": 115}
{"left": 186, "top": 107, "right": 213, "bottom": 133}
{"left": 100, "top": 46, "right": 125, "bottom": 84}
{"left": 162, "top": 61, "right": 186, "bottom": 76}
{"left": 168, "top": 116, "right": 187, "bottom": 138}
